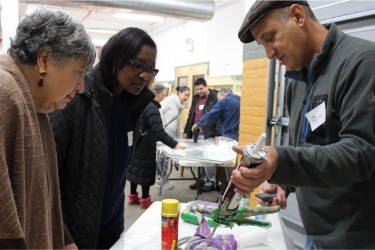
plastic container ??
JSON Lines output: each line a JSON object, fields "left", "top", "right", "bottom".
{"left": 254, "top": 204, "right": 267, "bottom": 221}
{"left": 161, "top": 199, "right": 179, "bottom": 250}
{"left": 240, "top": 194, "right": 250, "bottom": 208}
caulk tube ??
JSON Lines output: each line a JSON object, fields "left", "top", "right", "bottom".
{"left": 218, "top": 133, "right": 266, "bottom": 215}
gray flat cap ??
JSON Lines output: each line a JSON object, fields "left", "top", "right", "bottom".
{"left": 238, "top": 0, "right": 310, "bottom": 43}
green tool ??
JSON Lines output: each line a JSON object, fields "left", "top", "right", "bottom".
{"left": 181, "top": 200, "right": 280, "bottom": 228}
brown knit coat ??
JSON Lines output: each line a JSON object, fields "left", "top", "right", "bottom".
{"left": 0, "top": 55, "right": 64, "bottom": 249}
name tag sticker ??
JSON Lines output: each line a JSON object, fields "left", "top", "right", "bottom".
{"left": 199, "top": 104, "right": 204, "bottom": 110}
{"left": 305, "top": 102, "right": 326, "bottom": 131}
{"left": 128, "top": 131, "right": 133, "bottom": 147}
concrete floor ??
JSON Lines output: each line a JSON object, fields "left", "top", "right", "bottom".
{"left": 124, "top": 167, "right": 222, "bottom": 232}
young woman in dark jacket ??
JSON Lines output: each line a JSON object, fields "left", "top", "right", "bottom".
{"left": 126, "top": 84, "right": 184, "bottom": 208}
{"left": 49, "top": 28, "right": 157, "bottom": 249}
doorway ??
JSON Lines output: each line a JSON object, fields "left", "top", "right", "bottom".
{"left": 174, "top": 62, "right": 209, "bottom": 133}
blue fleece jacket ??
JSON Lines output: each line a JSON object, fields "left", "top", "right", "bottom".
{"left": 197, "top": 93, "right": 240, "bottom": 140}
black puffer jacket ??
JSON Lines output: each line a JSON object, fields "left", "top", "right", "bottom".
{"left": 48, "top": 69, "right": 154, "bottom": 249}
{"left": 184, "top": 89, "right": 220, "bottom": 138}
{"left": 127, "top": 100, "right": 178, "bottom": 186}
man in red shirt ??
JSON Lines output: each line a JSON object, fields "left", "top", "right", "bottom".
{"left": 183, "top": 78, "right": 220, "bottom": 192}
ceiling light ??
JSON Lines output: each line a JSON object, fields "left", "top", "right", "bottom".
{"left": 113, "top": 12, "right": 164, "bottom": 23}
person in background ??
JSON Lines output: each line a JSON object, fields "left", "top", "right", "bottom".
{"left": 159, "top": 86, "right": 190, "bottom": 188}
{"left": 183, "top": 77, "right": 220, "bottom": 192}
{"left": 194, "top": 87, "right": 240, "bottom": 195}
{"left": 49, "top": 27, "right": 157, "bottom": 249}
{"left": 161, "top": 86, "right": 191, "bottom": 138}
{"left": 194, "top": 87, "right": 240, "bottom": 141}
{"left": 0, "top": 9, "right": 95, "bottom": 249}
{"left": 233, "top": 1, "right": 375, "bottom": 249}
{"left": 127, "top": 84, "right": 184, "bottom": 208}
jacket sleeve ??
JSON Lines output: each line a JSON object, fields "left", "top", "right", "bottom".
{"left": 202, "top": 91, "right": 221, "bottom": 138}
{"left": 63, "top": 224, "right": 74, "bottom": 245}
{"left": 0, "top": 91, "right": 27, "bottom": 249}
{"left": 160, "top": 98, "right": 170, "bottom": 115}
{"left": 0, "top": 161, "right": 27, "bottom": 249}
{"left": 48, "top": 103, "right": 75, "bottom": 176}
{"left": 184, "top": 96, "right": 197, "bottom": 138}
{"left": 197, "top": 100, "right": 223, "bottom": 127}
{"left": 145, "top": 104, "right": 178, "bottom": 149}
{"left": 48, "top": 102, "right": 76, "bottom": 245}
{"left": 160, "top": 98, "right": 175, "bottom": 126}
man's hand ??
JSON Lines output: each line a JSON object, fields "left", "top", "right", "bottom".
{"left": 230, "top": 145, "right": 278, "bottom": 194}
{"left": 191, "top": 123, "right": 197, "bottom": 132}
{"left": 258, "top": 182, "right": 287, "bottom": 209}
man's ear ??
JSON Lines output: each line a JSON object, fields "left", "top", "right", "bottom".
{"left": 289, "top": 4, "right": 306, "bottom": 27}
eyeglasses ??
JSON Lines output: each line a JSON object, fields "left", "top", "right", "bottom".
{"left": 129, "top": 59, "right": 159, "bottom": 77}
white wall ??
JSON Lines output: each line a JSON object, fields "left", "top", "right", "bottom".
{"left": 0, "top": 0, "right": 19, "bottom": 52}
{"left": 153, "top": 1, "right": 246, "bottom": 82}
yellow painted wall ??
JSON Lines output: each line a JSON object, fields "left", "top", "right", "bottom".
{"left": 239, "top": 57, "right": 269, "bottom": 207}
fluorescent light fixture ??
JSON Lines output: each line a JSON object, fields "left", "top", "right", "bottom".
{"left": 86, "top": 28, "right": 118, "bottom": 34}
{"left": 113, "top": 12, "right": 164, "bottom": 23}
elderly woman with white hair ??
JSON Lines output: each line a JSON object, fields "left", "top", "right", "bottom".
{"left": 0, "top": 8, "right": 95, "bottom": 249}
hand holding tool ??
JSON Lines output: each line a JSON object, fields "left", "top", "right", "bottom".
{"left": 203, "top": 133, "right": 280, "bottom": 242}
{"left": 181, "top": 200, "right": 280, "bottom": 228}
{"left": 216, "top": 133, "right": 266, "bottom": 220}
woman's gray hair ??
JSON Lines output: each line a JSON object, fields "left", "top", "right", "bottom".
{"left": 150, "top": 83, "right": 166, "bottom": 94}
{"left": 8, "top": 8, "right": 96, "bottom": 70}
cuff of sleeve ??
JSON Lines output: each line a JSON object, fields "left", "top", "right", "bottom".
{"left": 278, "top": 185, "right": 295, "bottom": 198}
{"left": 171, "top": 140, "right": 178, "bottom": 149}
{"left": 64, "top": 223, "right": 75, "bottom": 245}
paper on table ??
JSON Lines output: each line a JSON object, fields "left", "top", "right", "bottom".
{"left": 236, "top": 229, "right": 267, "bottom": 249}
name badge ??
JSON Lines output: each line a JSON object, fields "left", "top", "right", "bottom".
{"left": 305, "top": 102, "right": 326, "bottom": 131}
{"left": 199, "top": 104, "right": 204, "bottom": 110}
{"left": 128, "top": 131, "right": 133, "bottom": 147}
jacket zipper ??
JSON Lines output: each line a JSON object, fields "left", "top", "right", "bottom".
{"left": 301, "top": 65, "right": 313, "bottom": 142}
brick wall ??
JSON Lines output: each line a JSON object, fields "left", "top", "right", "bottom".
{"left": 239, "top": 44, "right": 268, "bottom": 207}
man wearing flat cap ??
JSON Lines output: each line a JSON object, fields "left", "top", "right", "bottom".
{"left": 232, "top": 0, "right": 375, "bottom": 249}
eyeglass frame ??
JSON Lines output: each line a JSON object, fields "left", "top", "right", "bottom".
{"left": 129, "top": 59, "right": 159, "bottom": 77}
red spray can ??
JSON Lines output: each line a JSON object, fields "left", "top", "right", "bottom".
{"left": 161, "top": 199, "right": 179, "bottom": 250}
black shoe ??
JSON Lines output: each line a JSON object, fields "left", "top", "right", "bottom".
{"left": 201, "top": 185, "right": 215, "bottom": 193}
{"left": 189, "top": 181, "right": 204, "bottom": 190}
